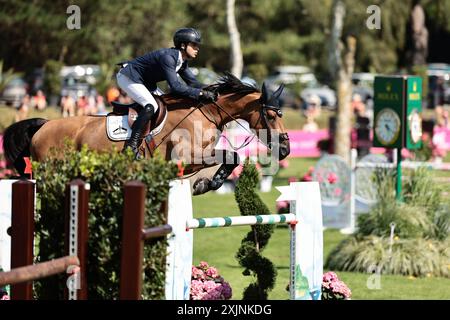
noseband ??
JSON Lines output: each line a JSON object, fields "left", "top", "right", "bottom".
{"left": 259, "top": 103, "right": 289, "bottom": 149}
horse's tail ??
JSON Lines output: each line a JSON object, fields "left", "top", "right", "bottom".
{"left": 2, "top": 118, "right": 48, "bottom": 176}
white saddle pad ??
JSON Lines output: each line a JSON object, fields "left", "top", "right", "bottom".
{"left": 106, "top": 112, "right": 167, "bottom": 141}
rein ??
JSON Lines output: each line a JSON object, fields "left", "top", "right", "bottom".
{"left": 149, "top": 94, "right": 284, "bottom": 154}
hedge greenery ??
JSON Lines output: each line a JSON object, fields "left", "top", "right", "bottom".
{"left": 234, "top": 159, "right": 277, "bottom": 299}
{"left": 33, "top": 142, "right": 177, "bottom": 299}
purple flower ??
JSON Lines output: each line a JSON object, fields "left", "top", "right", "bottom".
{"left": 221, "top": 281, "right": 232, "bottom": 299}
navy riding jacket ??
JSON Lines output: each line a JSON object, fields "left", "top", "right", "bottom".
{"left": 119, "top": 48, "right": 204, "bottom": 99}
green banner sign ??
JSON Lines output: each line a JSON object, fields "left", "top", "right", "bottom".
{"left": 373, "top": 75, "right": 423, "bottom": 149}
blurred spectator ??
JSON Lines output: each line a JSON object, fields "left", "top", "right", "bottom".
{"left": 61, "top": 94, "right": 76, "bottom": 118}
{"left": 107, "top": 86, "right": 120, "bottom": 104}
{"left": 435, "top": 105, "right": 450, "bottom": 129}
{"left": 87, "top": 94, "right": 97, "bottom": 115}
{"left": 31, "top": 90, "right": 47, "bottom": 110}
{"left": 351, "top": 93, "right": 366, "bottom": 116}
{"left": 432, "top": 105, "right": 449, "bottom": 162}
{"left": 305, "top": 94, "right": 321, "bottom": 118}
{"left": 302, "top": 95, "right": 321, "bottom": 132}
{"left": 77, "top": 95, "right": 88, "bottom": 116}
{"left": 96, "top": 94, "right": 106, "bottom": 114}
{"left": 15, "top": 94, "right": 30, "bottom": 122}
{"left": 302, "top": 114, "right": 319, "bottom": 132}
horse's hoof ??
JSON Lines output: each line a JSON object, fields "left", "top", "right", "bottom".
{"left": 193, "top": 178, "right": 211, "bottom": 195}
{"left": 208, "top": 179, "right": 223, "bottom": 191}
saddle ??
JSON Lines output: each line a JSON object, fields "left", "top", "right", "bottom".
{"left": 110, "top": 97, "right": 167, "bottom": 132}
{"left": 106, "top": 97, "right": 168, "bottom": 156}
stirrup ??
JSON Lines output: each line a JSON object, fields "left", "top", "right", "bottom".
{"left": 134, "top": 151, "right": 144, "bottom": 160}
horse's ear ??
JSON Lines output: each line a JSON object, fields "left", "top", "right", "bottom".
{"left": 273, "top": 84, "right": 285, "bottom": 99}
{"left": 261, "top": 82, "right": 269, "bottom": 103}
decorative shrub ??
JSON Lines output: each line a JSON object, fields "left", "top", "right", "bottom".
{"left": 33, "top": 142, "right": 177, "bottom": 299}
{"left": 326, "top": 167, "right": 450, "bottom": 278}
{"left": 235, "top": 159, "right": 277, "bottom": 299}
{"left": 190, "top": 261, "right": 232, "bottom": 300}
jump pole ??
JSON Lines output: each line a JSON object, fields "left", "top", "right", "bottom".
{"left": 165, "top": 180, "right": 323, "bottom": 300}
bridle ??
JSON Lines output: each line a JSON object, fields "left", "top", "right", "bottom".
{"left": 210, "top": 95, "right": 289, "bottom": 151}
{"left": 258, "top": 101, "right": 289, "bottom": 149}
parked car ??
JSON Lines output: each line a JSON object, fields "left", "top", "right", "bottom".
{"left": 266, "top": 65, "right": 336, "bottom": 110}
{"left": 60, "top": 65, "right": 100, "bottom": 99}
{"left": 0, "top": 77, "right": 28, "bottom": 107}
{"left": 427, "top": 63, "right": 450, "bottom": 107}
{"left": 266, "top": 65, "right": 318, "bottom": 85}
{"left": 301, "top": 85, "right": 337, "bottom": 110}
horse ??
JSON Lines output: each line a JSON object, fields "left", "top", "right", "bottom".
{"left": 3, "top": 73, "right": 290, "bottom": 195}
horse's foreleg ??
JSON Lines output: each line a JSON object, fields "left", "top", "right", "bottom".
{"left": 192, "top": 149, "right": 240, "bottom": 195}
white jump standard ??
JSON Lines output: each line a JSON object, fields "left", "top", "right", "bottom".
{"left": 165, "top": 180, "right": 323, "bottom": 300}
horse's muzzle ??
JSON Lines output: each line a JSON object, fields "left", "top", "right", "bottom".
{"left": 278, "top": 133, "right": 290, "bottom": 160}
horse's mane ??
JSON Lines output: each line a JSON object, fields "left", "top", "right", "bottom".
{"left": 206, "top": 72, "right": 259, "bottom": 95}
{"left": 161, "top": 72, "right": 258, "bottom": 107}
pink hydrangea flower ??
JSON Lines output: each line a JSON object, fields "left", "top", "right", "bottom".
{"left": 190, "top": 262, "right": 232, "bottom": 300}
{"left": 191, "top": 266, "right": 205, "bottom": 280}
{"left": 276, "top": 201, "right": 289, "bottom": 212}
{"left": 206, "top": 267, "right": 219, "bottom": 279}
{"left": 322, "top": 271, "right": 351, "bottom": 300}
{"left": 327, "top": 172, "right": 338, "bottom": 184}
{"left": 279, "top": 159, "right": 289, "bottom": 169}
{"left": 323, "top": 271, "right": 338, "bottom": 282}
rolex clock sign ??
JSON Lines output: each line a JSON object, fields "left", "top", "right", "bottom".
{"left": 373, "top": 76, "right": 423, "bottom": 149}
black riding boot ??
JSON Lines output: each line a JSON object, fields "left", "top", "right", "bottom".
{"left": 123, "top": 104, "right": 155, "bottom": 159}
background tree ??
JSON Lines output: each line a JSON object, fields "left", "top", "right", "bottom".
{"left": 0, "top": 0, "right": 449, "bottom": 93}
{"left": 226, "top": 0, "right": 243, "bottom": 78}
{"left": 329, "top": 0, "right": 356, "bottom": 163}
{"left": 408, "top": 1, "right": 428, "bottom": 66}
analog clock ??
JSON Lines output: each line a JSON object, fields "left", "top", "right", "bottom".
{"left": 375, "top": 108, "right": 401, "bottom": 145}
{"left": 408, "top": 109, "right": 422, "bottom": 144}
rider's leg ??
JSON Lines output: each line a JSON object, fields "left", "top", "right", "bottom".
{"left": 124, "top": 103, "right": 155, "bottom": 156}
{"left": 116, "top": 72, "right": 159, "bottom": 157}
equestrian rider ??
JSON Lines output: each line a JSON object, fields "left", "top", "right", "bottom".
{"left": 116, "top": 27, "right": 218, "bottom": 158}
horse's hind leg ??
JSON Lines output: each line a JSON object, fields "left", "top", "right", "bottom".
{"left": 192, "top": 150, "right": 240, "bottom": 195}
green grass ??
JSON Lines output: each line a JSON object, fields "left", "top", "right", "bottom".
{"left": 0, "top": 104, "right": 61, "bottom": 132}
{"left": 192, "top": 157, "right": 450, "bottom": 300}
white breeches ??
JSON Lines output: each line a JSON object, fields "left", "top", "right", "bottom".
{"left": 116, "top": 71, "right": 159, "bottom": 112}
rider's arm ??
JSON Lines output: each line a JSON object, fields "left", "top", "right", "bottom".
{"left": 160, "top": 55, "right": 201, "bottom": 99}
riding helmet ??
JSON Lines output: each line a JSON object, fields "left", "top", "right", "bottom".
{"left": 173, "top": 28, "right": 202, "bottom": 48}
